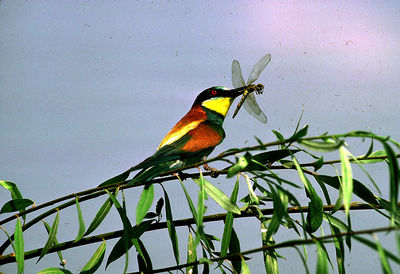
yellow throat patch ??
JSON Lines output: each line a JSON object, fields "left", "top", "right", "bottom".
{"left": 201, "top": 97, "right": 233, "bottom": 117}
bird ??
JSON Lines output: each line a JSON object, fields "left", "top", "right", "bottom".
{"left": 126, "top": 85, "right": 250, "bottom": 185}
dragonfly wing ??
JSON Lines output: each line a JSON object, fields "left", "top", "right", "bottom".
{"left": 247, "top": 54, "right": 271, "bottom": 85}
{"left": 243, "top": 93, "right": 268, "bottom": 124}
{"left": 232, "top": 60, "right": 246, "bottom": 88}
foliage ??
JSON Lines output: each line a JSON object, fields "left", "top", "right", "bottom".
{"left": 1, "top": 127, "right": 400, "bottom": 273}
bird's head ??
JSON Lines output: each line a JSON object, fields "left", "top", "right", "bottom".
{"left": 192, "top": 86, "right": 248, "bottom": 117}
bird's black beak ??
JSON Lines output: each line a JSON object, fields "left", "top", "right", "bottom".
{"left": 228, "top": 85, "right": 250, "bottom": 98}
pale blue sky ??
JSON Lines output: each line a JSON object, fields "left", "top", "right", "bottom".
{"left": 1, "top": 1, "right": 400, "bottom": 273}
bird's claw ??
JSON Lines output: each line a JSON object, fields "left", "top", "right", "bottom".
{"left": 203, "top": 163, "right": 220, "bottom": 178}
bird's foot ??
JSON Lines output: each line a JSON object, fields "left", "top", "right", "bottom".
{"left": 203, "top": 163, "right": 219, "bottom": 178}
{"left": 173, "top": 171, "right": 190, "bottom": 181}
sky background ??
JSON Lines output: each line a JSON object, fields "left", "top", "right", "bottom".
{"left": 1, "top": 1, "right": 400, "bottom": 273}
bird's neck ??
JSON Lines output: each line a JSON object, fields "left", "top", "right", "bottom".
{"left": 201, "top": 106, "right": 226, "bottom": 126}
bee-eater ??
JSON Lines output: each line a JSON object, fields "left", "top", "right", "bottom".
{"left": 128, "top": 85, "right": 250, "bottom": 185}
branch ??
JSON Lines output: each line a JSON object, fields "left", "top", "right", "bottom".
{"left": 137, "top": 225, "right": 400, "bottom": 274}
{"left": 0, "top": 202, "right": 394, "bottom": 265}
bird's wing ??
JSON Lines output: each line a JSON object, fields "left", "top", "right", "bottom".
{"left": 132, "top": 121, "right": 224, "bottom": 171}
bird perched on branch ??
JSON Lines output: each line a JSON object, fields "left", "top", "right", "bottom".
{"left": 127, "top": 85, "right": 251, "bottom": 185}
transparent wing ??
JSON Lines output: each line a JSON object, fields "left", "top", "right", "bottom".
{"left": 232, "top": 60, "right": 246, "bottom": 88}
{"left": 242, "top": 92, "right": 268, "bottom": 123}
{"left": 247, "top": 54, "right": 271, "bottom": 85}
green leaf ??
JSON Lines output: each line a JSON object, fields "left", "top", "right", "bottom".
{"left": 358, "top": 150, "right": 387, "bottom": 164}
{"left": 227, "top": 153, "right": 251, "bottom": 178}
{"left": 73, "top": 197, "right": 86, "bottom": 243}
{"left": 155, "top": 197, "right": 164, "bottom": 216}
{"left": 136, "top": 184, "right": 155, "bottom": 225}
{"left": 381, "top": 142, "right": 400, "bottom": 225}
{"left": 340, "top": 147, "right": 353, "bottom": 215}
{"left": 195, "top": 172, "right": 206, "bottom": 248}
{"left": 314, "top": 175, "right": 378, "bottom": 205}
{"left": 81, "top": 240, "right": 106, "bottom": 274}
{"left": 98, "top": 169, "right": 131, "bottom": 187}
{"left": 220, "top": 179, "right": 239, "bottom": 259}
{"left": 261, "top": 222, "right": 279, "bottom": 274}
{"left": 14, "top": 217, "right": 24, "bottom": 274}
{"left": 241, "top": 256, "right": 251, "bottom": 274}
{"left": 0, "top": 198, "right": 34, "bottom": 214}
{"left": 162, "top": 188, "right": 179, "bottom": 265}
{"left": 37, "top": 268, "right": 73, "bottom": 274}
{"left": 0, "top": 180, "right": 23, "bottom": 200}
{"left": 105, "top": 190, "right": 132, "bottom": 271}
{"left": 292, "top": 157, "right": 323, "bottom": 232}
{"left": 289, "top": 124, "right": 308, "bottom": 141}
{"left": 272, "top": 130, "right": 285, "bottom": 142}
{"left": 327, "top": 216, "right": 345, "bottom": 274}
{"left": 373, "top": 234, "right": 393, "bottom": 274}
{"left": 136, "top": 238, "right": 153, "bottom": 272}
{"left": 229, "top": 228, "right": 242, "bottom": 273}
{"left": 186, "top": 232, "right": 198, "bottom": 274}
{"left": 192, "top": 178, "right": 241, "bottom": 214}
{"left": 42, "top": 220, "right": 64, "bottom": 266}
{"left": 106, "top": 220, "right": 153, "bottom": 268}
{"left": 266, "top": 186, "right": 286, "bottom": 240}
{"left": 37, "top": 210, "right": 60, "bottom": 262}
{"left": 84, "top": 195, "right": 115, "bottom": 236}
{"left": 316, "top": 241, "right": 329, "bottom": 274}
{"left": 299, "top": 139, "right": 343, "bottom": 152}
{"left": 179, "top": 179, "right": 197, "bottom": 221}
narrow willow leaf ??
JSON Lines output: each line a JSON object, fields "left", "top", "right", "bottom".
{"left": 179, "top": 179, "right": 197, "bottom": 221}
{"left": 85, "top": 189, "right": 119, "bottom": 236}
{"left": 73, "top": 197, "right": 86, "bottom": 243}
{"left": 293, "top": 246, "right": 310, "bottom": 274}
{"left": 221, "top": 179, "right": 239, "bottom": 259}
{"left": 186, "top": 232, "right": 198, "bottom": 274}
{"left": 340, "top": 147, "right": 353, "bottom": 215}
{"left": 81, "top": 240, "right": 106, "bottom": 274}
{"left": 266, "top": 186, "right": 287, "bottom": 241}
{"left": 195, "top": 171, "right": 206, "bottom": 248}
{"left": 272, "top": 130, "right": 285, "bottom": 143}
{"left": 373, "top": 234, "right": 393, "bottom": 274}
{"left": 327, "top": 218, "right": 345, "bottom": 274}
{"left": 229, "top": 228, "right": 242, "bottom": 273}
{"left": 193, "top": 178, "right": 240, "bottom": 214}
{"left": 241, "top": 256, "right": 251, "bottom": 274}
{"left": 358, "top": 150, "right": 386, "bottom": 164}
{"left": 245, "top": 174, "right": 259, "bottom": 204}
{"left": 299, "top": 139, "right": 343, "bottom": 152}
{"left": 262, "top": 222, "right": 279, "bottom": 274}
{"left": 106, "top": 190, "right": 132, "bottom": 271}
{"left": 14, "top": 217, "right": 24, "bottom": 274}
{"left": 289, "top": 124, "right": 308, "bottom": 141}
{"left": 0, "top": 198, "right": 34, "bottom": 214}
{"left": 42, "top": 220, "right": 64, "bottom": 266}
{"left": 136, "top": 184, "right": 154, "bottom": 225}
{"left": 37, "top": 268, "right": 73, "bottom": 274}
{"left": 155, "top": 197, "right": 164, "bottom": 216}
{"left": 162, "top": 188, "right": 179, "bottom": 265}
{"left": 314, "top": 175, "right": 378, "bottom": 205}
{"left": 316, "top": 241, "right": 329, "bottom": 274}
{"left": 136, "top": 238, "right": 153, "bottom": 272}
{"left": 354, "top": 235, "right": 400, "bottom": 264}
{"left": 0, "top": 180, "right": 23, "bottom": 199}
{"left": 227, "top": 153, "right": 251, "bottom": 178}
{"left": 98, "top": 169, "right": 131, "bottom": 187}
{"left": 292, "top": 157, "right": 323, "bottom": 232}
{"left": 381, "top": 142, "right": 400, "bottom": 225}
{"left": 37, "top": 210, "right": 60, "bottom": 262}
{"left": 106, "top": 220, "right": 153, "bottom": 268}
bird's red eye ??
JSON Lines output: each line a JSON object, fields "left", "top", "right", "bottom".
{"left": 211, "top": 90, "right": 217, "bottom": 95}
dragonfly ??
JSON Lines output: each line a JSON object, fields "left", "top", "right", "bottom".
{"left": 231, "top": 54, "right": 271, "bottom": 124}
